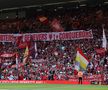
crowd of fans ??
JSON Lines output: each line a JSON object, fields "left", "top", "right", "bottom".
{"left": 1, "top": 39, "right": 108, "bottom": 82}
{"left": 0, "top": 6, "right": 108, "bottom": 33}
{"left": 0, "top": 5, "right": 108, "bottom": 84}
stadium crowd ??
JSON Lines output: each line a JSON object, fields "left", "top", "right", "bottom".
{"left": 0, "top": 5, "right": 108, "bottom": 84}
{"left": 0, "top": 6, "right": 108, "bottom": 33}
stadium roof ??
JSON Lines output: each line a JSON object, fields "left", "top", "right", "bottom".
{"left": 0, "top": 0, "right": 107, "bottom": 11}
{"left": 0, "top": 0, "right": 84, "bottom": 10}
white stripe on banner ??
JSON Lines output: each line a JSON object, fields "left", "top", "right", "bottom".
{"left": 0, "top": 30, "right": 93, "bottom": 42}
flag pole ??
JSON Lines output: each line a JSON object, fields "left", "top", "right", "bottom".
{"left": 101, "top": 24, "right": 106, "bottom": 85}
{"left": 15, "top": 47, "right": 19, "bottom": 80}
{"left": 14, "top": 36, "right": 19, "bottom": 80}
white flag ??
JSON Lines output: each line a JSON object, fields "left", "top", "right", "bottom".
{"left": 35, "top": 42, "right": 38, "bottom": 58}
{"left": 16, "top": 53, "right": 18, "bottom": 69}
{"left": 102, "top": 28, "right": 107, "bottom": 50}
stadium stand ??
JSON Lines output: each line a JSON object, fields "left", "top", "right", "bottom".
{"left": 0, "top": 0, "right": 108, "bottom": 85}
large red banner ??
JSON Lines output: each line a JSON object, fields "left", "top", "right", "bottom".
{"left": 0, "top": 80, "right": 90, "bottom": 84}
{"left": 0, "top": 53, "right": 15, "bottom": 58}
{"left": 0, "top": 30, "right": 93, "bottom": 42}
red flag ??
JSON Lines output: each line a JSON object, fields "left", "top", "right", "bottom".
{"left": 51, "top": 18, "right": 64, "bottom": 32}
{"left": 0, "top": 53, "right": 15, "bottom": 58}
{"left": 38, "top": 16, "right": 48, "bottom": 24}
{"left": 16, "top": 35, "right": 22, "bottom": 45}
{"left": 16, "top": 35, "right": 27, "bottom": 49}
{"left": 95, "top": 48, "right": 105, "bottom": 56}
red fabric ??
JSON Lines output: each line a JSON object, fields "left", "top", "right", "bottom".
{"left": 18, "top": 75, "right": 24, "bottom": 80}
{"left": 51, "top": 18, "right": 64, "bottom": 32}
{"left": 38, "top": 16, "right": 48, "bottom": 24}
{"left": 74, "top": 70, "right": 78, "bottom": 75}
{"left": 95, "top": 48, "right": 105, "bottom": 56}
{"left": 0, "top": 53, "right": 15, "bottom": 58}
{"left": 0, "top": 80, "right": 90, "bottom": 84}
{"left": 77, "top": 48, "right": 89, "bottom": 62}
{"left": 18, "top": 42, "right": 27, "bottom": 49}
